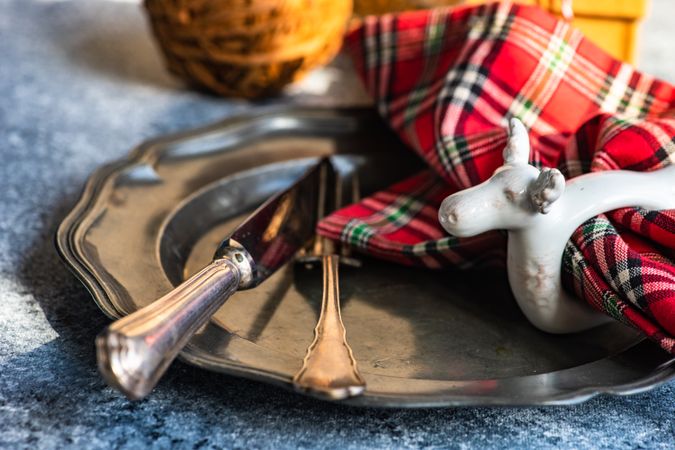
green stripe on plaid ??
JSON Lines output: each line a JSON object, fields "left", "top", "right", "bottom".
{"left": 402, "top": 9, "right": 449, "bottom": 127}
{"left": 342, "top": 219, "right": 376, "bottom": 248}
{"left": 601, "top": 291, "right": 627, "bottom": 322}
{"left": 340, "top": 193, "right": 428, "bottom": 248}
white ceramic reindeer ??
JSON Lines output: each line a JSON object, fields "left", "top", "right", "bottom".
{"left": 438, "top": 118, "right": 675, "bottom": 333}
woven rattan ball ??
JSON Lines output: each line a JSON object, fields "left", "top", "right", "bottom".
{"left": 144, "top": 0, "right": 353, "bottom": 98}
{"left": 354, "top": 0, "right": 461, "bottom": 15}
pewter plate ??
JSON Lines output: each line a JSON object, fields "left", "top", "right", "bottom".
{"left": 56, "top": 107, "right": 675, "bottom": 407}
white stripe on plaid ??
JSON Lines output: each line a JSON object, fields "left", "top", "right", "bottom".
{"left": 509, "top": 21, "right": 581, "bottom": 128}
{"left": 377, "top": 14, "right": 395, "bottom": 120}
{"left": 508, "top": 12, "right": 665, "bottom": 118}
{"left": 434, "top": 2, "right": 514, "bottom": 187}
{"left": 401, "top": 8, "right": 450, "bottom": 154}
{"left": 364, "top": 16, "right": 379, "bottom": 81}
{"left": 601, "top": 64, "right": 635, "bottom": 113}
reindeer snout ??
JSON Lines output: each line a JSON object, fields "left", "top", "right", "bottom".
{"left": 438, "top": 196, "right": 460, "bottom": 232}
{"left": 439, "top": 210, "right": 458, "bottom": 226}
{"left": 445, "top": 211, "right": 458, "bottom": 224}
{"left": 438, "top": 193, "right": 491, "bottom": 237}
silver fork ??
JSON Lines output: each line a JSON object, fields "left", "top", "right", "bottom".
{"left": 292, "top": 172, "right": 366, "bottom": 399}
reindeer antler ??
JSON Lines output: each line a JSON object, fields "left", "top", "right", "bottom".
{"left": 503, "top": 118, "right": 530, "bottom": 165}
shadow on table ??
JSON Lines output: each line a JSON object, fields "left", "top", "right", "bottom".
{"left": 41, "top": 0, "right": 179, "bottom": 91}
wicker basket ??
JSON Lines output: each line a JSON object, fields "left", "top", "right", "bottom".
{"left": 144, "top": 0, "right": 353, "bottom": 98}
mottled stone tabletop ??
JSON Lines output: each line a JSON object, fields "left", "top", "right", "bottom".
{"left": 1, "top": 0, "right": 674, "bottom": 448}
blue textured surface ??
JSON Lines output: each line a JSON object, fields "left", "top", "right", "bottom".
{"left": 1, "top": 0, "right": 674, "bottom": 448}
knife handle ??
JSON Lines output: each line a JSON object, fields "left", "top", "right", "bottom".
{"left": 96, "top": 256, "right": 244, "bottom": 400}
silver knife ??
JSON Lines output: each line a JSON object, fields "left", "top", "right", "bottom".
{"left": 96, "top": 158, "right": 334, "bottom": 400}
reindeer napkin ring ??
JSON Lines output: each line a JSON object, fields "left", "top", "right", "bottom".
{"left": 438, "top": 118, "right": 675, "bottom": 333}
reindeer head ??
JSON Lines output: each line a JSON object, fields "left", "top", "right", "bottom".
{"left": 438, "top": 118, "right": 565, "bottom": 237}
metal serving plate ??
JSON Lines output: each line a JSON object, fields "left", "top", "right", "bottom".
{"left": 56, "top": 107, "right": 675, "bottom": 407}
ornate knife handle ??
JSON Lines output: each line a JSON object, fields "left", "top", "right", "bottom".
{"left": 97, "top": 250, "right": 251, "bottom": 400}
{"left": 293, "top": 254, "right": 366, "bottom": 399}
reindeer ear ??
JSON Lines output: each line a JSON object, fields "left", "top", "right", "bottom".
{"left": 529, "top": 168, "right": 565, "bottom": 214}
{"left": 503, "top": 118, "right": 531, "bottom": 165}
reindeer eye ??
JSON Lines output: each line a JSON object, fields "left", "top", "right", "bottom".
{"left": 504, "top": 189, "right": 518, "bottom": 202}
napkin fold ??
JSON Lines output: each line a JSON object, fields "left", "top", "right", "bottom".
{"left": 318, "top": 1, "right": 675, "bottom": 353}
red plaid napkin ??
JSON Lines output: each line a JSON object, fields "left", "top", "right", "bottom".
{"left": 318, "top": 1, "right": 675, "bottom": 353}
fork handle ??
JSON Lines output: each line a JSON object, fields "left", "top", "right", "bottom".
{"left": 293, "top": 254, "right": 366, "bottom": 399}
{"left": 96, "top": 258, "right": 240, "bottom": 400}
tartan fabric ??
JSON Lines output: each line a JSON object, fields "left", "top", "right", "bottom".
{"left": 317, "top": 1, "right": 675, "bottom": 353}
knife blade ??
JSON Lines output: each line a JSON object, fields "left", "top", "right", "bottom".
{"left": 96, "top": 158, "right": 335, "bottom": 400}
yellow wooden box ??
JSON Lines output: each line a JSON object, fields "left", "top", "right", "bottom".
{"left": 354, "top": 0, "right": 648, "bottom": 63}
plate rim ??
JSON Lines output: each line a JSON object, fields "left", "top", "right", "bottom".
{"left": 55, "top": 106, "right": 675, "bottom": 407}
